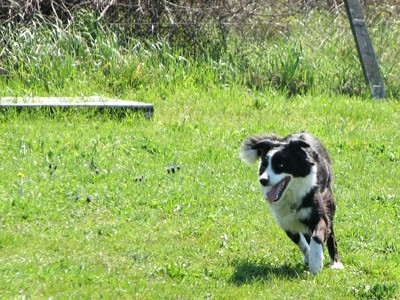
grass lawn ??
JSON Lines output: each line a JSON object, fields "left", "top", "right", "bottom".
{"left": 1, "top": 4, "right": 400, "bottom": 298}
{"left": 1, "top": 90, "right": 399, "bottom": 299}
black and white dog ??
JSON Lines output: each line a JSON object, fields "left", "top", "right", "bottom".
{"left": 241, "top": 132, "right": 344, "bottom": 274}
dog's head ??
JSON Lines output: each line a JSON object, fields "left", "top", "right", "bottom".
{"left": 241, "top": 135, "right": 316, "bottom": 203}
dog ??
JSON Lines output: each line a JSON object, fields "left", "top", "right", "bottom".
{"left": 240, "top": 132, "right": 344, "bottom": 274}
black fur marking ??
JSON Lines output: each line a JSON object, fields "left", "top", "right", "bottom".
{"left": 296, "top": 188, "right": 330, "bottom": 232}
{"left": 258, "top": 157, "right": 268, "bottom": 176}
{"left": 270, "top": 144, "right": 313, "bottom": 177}
{"left": 311, "top": 235, "right": 323, "bottom": 245}
{"left": 286, "top": 231, "right": 300, "bottom": 244}
{"left": 327, "top": 228, "right": 340, "bottom": 263}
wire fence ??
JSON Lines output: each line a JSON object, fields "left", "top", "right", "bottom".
{"left": 2, "top": 1, "right": 398, "bottom": 51}
{"left": 1, "top": 1, "right": 399, "bottom": 29}
{"left": 1, "top": 1, "right": 398, "bottom": 47}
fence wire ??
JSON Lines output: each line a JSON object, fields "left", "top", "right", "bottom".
{"left": 1, "top": 1, "right": 398, "bottom": 41}
{"left": 1, "top": 1, "right": 398, "bottom": 27}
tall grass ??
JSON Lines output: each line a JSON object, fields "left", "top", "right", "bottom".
{"left": 0, "top": 9, "right": 399, "bottom": 98}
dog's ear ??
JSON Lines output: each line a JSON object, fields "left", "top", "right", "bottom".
{"left": 288, "top": 139, "right": 310, "bottom": 151}
{"left": 240, "top": 135, "right": 281, "bottom": 165}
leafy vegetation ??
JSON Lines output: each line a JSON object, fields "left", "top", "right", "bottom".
{"left": 1, "top": 2, "right": 399, "bottom": 98}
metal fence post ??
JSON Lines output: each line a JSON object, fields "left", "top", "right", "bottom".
{"left": 344, "top": 0, "right": 386, "bottom": 99}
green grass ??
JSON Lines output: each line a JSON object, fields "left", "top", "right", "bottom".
{"left": 1, "top": 10, "right": 399, "bottom": 98}
{"left": 1, "top": 93, "right": 400, "bottom": 299}
{"left": 1, "top": 7, "right": 400, "bottom": 300}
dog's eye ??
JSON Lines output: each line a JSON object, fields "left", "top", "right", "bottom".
{"left": 275, "top": 161, "right": 285, "bottom": 170}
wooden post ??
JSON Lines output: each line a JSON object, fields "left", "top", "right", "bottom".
{"left": 344, "top": 0, "right": 386, "bottom": 99}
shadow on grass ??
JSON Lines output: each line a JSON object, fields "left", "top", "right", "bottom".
{"left": 230, "top": 259, "right": 304, "bottom": 285}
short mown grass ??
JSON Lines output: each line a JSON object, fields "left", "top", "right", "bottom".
{"left": 1, "top": 93, "right": 400, "bottom": 299}
{"left": 1, "top": 6, "right": 400, "bottom": 300}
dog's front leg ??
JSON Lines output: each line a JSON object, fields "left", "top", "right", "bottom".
{"left": 286, "top": 231, "right": 310, "bottom": 266}
{"left": 309, "top": 221, "right": 327, "bottom": 274}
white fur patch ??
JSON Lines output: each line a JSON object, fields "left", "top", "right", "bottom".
{"left": 286, "top": 165, "right": 317, "bottom": 201}
{"left": 330, "top": 261, "right": 345, "bottom": 270}
{"left": 240, "top": 147, "right": 259, "bottom": 165}
{"left": 261, "top": 159, "right": 317, "bottom": 233}
{"left": 271, "top": 206, "right": 312, "bottom": 234}
{"left": 298, "top": 233, "right": 310, "bottom": 266}
{"left": 309, "top": 239, "right": 324, "bottom": 274}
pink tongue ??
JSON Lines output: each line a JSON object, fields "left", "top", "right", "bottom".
{"left": 267, "top": 181, "right": 284, "bottom": 203}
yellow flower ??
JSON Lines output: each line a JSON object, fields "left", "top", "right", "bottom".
{"left": 17, "top": 172, "right": 25, "bottom": 178}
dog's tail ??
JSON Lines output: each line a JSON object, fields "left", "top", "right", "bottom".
{"left": 240, "top": 134, "right": 282, "bottom": 165}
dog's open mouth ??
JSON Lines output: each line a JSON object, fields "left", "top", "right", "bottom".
{"left": 266, "top": 176, "right": 290, "bottom": 203}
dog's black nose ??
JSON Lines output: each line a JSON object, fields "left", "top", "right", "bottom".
{"left": 259, "top": 178, "right": 269, "bottom": 186}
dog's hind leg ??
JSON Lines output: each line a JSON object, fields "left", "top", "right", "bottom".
{"left": 327, "top": 228, "right": 345, "bottom": 270}
{"left": 286, "top": 231, "right": 310, "bottom": 266}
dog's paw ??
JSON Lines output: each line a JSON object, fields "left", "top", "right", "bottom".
{"left": 309, "top": 260, "right": 323, "bottom": 274}
{"left": 330, "top": 261, "right": 345, "bottom": 270}
{"left": 309, "top": 239, "right": 324, "bottom": 274}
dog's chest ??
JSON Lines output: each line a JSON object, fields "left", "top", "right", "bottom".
{"left": 269, "top": 200, "right": 312, "bottom": 234}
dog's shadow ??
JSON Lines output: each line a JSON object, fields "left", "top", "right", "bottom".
{"left": 230, "top": 259, "right": 304, "bottom": 285}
